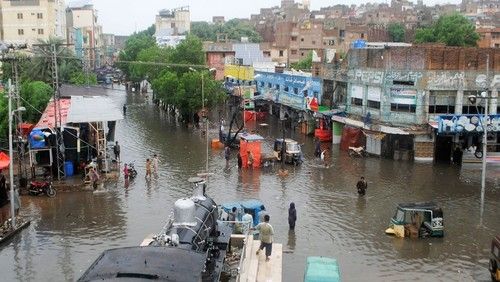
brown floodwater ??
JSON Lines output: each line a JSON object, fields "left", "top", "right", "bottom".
{"left": 0, "top": 87, "right": 498, "bottom": 281}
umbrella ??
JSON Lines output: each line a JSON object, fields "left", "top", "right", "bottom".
{"left": 0, "top": 152, "right": 10, "bottom": 170}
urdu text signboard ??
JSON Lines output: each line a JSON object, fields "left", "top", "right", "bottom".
{"left": 438, "top": 114, "right": 500, "bottom": 134}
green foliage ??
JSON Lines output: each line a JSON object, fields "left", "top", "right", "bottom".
{"left": 118, "top": 28, "right": 156, "bottom": 81}
{"left": 169, "top": 35, "right": 205, "bottom": 65}
{"left": 0, "top": 96, "right": 8, "bottom": 138}
{"left": 191, "top": 19, "right": 262, "bottom": 43}
{"left": 68, "top": 72, "right": 98, "bottom": 86}
{"left": 387, "top": 23, "right": 406, "bottom": 42}
{"left": 20, "top": 81, "right": 53, "bottom": 123}
{"left": 291, "top": 51, "right": 313, "bottom": 70}
{"left": 414, "top": 13, "right": 479, "bottom": 47}
{"left": 29, "top": 37, "right": 83, "bottom": 83}
{"left": 152, "top": 70, "right": 225, "bottom": 121}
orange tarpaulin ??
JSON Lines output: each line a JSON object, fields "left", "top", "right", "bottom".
{"left": 0, "top": 152, "right": 10, "bottom": 169}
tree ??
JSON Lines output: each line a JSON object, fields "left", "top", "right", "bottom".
{"left": 68, "top": 72, "right": 98, "bottom": 86}
{"left": 20, "top": 81, "right": 53, "bottom": 123}
{"left": 118, "top": 31, "right": 156, "bottom": 81}
{"left": 28, "top": 37, "right": 82, "bottom": 83}
{"left": 414, "top": 13, "right": 479, "bottom": 47}
{"left": 388, "top": 23, "right": 406, "bottom": 42}
{"left": 291, "top": 51, "right": 313, "bottom": 70}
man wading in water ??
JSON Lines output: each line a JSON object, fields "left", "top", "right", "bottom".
{"left": 356, "top": 176, "right": 368, "bottom": 196}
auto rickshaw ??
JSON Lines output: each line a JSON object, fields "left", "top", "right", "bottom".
{"left": 273, "top": 138, "right": 303, "bottom": 166}
{"left": 490, "top": 235, "right": 500, "bottom": 281}
{"left": 385, "top": 202, "right": 444, "bottom": 238}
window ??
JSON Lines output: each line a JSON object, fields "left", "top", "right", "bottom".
{"left": 275, "top": 84, "right": 280, "bottom": 90}
{"left": 18, "top": 29, "right": 24, "bottom": 35}
{"left": 313, "top": 91, "right": 318, "bottom": 98}
{"left": 293, "top": 88, "right": 298, "bottom": 95}
{"left": 279, "top": 50, "right": 284, "bottom": 57}
{"left": 300, "top": 38, "right": 304, "bottom": 42}
{"left": 428, "top": 92, "right": 455, "bottom": 114}
{"left": 259, "top": 81, "right": 264, "bottom": 87}
{"left": 17, "top": 13, "right": 23, "bottom": 19}
{"left": 291, "top": 49, "right": 297, "bottom": 55}
{"left": 368, "top": 100, "right": 380, "bottom": 109}
{"left": 393, "top": 80, "right": 415, "bottom": 86}
{"left": 37, "top": 13, "right": 43, "bottom": 19}
{"left": 351, "top": 98, "right": 363, "bottom": 106}
{"left": 462, "top": 91, "right": 485, "bottom": 114}
{"left": 312, "top": 40, "right": 316, "bottom": 45}
{"left": 391, "top": 103, "right": 416, "bottom": 113}
{"left": 303, "top": 90, "right": 308, "bottom": 97}
{"left": 38, "top": 29, "right": 44, "bottom": 35}
{"left": 301, "top": 52, "right": 305, "bottom": 56}
{"left": 284, "top": 86, "right": 289, "bottom": 92}
{"left": 267, "top": 82, "right": 272, "bottom": 88}
{"left": 291, "top": 36, "right": 297, "bottom": 41}
{"left": 328, "top": 40, "right": 335, "bottom": 45}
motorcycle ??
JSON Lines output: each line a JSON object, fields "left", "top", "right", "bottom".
{"left": 348, "top": 146, "right": 367, "bottom": 157}
{"left": 126, "top": 162, "right": 138, "bottom": 179}
{"left": 29, "top": 177, "right": 56, "bottom": 197}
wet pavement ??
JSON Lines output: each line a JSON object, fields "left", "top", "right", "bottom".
{"left": 0, "top": 87, "right": 499, "bottom": 281}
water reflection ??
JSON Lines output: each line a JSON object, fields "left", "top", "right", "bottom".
{"left": 287, "top": 229, "right": 296, "bottom": 252}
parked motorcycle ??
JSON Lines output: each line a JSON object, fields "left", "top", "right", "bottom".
{"left": 29, "top": 177, "right": 56, "bottom": 197}
{"left": 348, "top": 146, "right": 367, "bottom": 157}
{"left": 127, "top": 162, "right": 138, "bottom": 179}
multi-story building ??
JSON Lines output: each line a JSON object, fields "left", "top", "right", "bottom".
{"left": 66, "top": 1, "right": 101, "bottom": 68}
{"left": 154, "top": 6, "right": 189, "bottom": 47}
{"left": 321, "top": 46, "right": 500, "bottom": 162}
{"left": 101, "top": 33, "right": 116, "bottom": 66}
{"left": 0, "top": 0, "right": 66, "bottom": 46}
{"left": 478, "top": 27, "right": 500, "bottom": 48}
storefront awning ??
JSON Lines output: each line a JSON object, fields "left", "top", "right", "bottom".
{"left": 332, "top": 115, "right": 410, "bottom": 135}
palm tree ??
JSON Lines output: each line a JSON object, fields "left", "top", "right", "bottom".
{"left": 28, "top": 36, "right": 82, "bottom": 84}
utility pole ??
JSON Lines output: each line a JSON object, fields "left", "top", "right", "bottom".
{"left": 51, "top": 44, "right": 66, "bottom": 180}
{"left": 479, "top": 54, "right": 489, "bottom": 225}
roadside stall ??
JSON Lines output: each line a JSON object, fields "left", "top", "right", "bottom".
{"left": 239, "top": 134, "right": 264, "bottom": 169}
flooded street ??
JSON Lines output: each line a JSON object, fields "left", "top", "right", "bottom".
{"left": 0, "top": 87, "right": 499, "bottom": 281}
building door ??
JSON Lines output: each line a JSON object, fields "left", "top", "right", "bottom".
{"left": 434, "top": 135, "right": 453, "bottom": 163}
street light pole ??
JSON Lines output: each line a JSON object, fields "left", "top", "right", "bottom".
{"left": 202, "top": 72, "right": 209, "bottom": 173}
{"left": 7, "top": 79, "right": 16, "bottom": 228}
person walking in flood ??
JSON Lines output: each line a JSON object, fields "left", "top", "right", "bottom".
{"left": 113, "top": 141, "right": 121, "bottom": 162}
{"left": 288, "top": 202, "right": 297, "bottom": 230}
{"left": 253, "top": 214, "right": 274, "bottom": 262}
{"left": 89, "top": 167, "right": 100, "bottom": 191}
{"left": 356, "top": 176, "right": 368, "bottom": 196}
{"left": 314, "top": 138, "right": 321, "bottom": 158}
{"left": 247, "top": 150, "right": 254, "bottom": 168}
{"left": 237, "top": 153, "right": 242, "bottom": 170}
{"left": 145, "top": 159, "right": 152, "bottom": 179}
{"left": 152, "top": 154, "right": 159, "bottom": 175}
{"left": 123, "top": 163, "right": 129, "bottom": 179}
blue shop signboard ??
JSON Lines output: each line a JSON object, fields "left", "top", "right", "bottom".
{"left": 438, "top": 114, "right": 500, "bottom": 134}
{"left": 254, "top": 71, "right": 322, "bottom": 110}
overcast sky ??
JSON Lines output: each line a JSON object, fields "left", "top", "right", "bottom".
{"left": 91, "top": 0, "right": 461, "bottom": 35}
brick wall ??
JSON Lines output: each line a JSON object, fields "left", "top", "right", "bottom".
{"left": 414, "top": 141, "right": 434, "bottom": 159}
